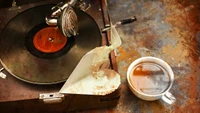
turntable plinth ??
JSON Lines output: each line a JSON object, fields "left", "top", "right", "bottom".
{"left": 0, "top": 0, "right": 120, "bottom": 112}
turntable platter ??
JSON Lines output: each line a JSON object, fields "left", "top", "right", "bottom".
{"left": 0, "top": 4, "right": 101, "bottom": 84}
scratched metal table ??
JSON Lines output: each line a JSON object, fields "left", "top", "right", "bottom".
{"left": 83, "top": 0, "right": 200, "bottom": 112}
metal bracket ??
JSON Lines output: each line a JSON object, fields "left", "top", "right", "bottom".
{"left": 0, "top": 68, "right": 6, "bottom": 79}
{"left": 39, "top": 93, "right": 65, "bottom": 104}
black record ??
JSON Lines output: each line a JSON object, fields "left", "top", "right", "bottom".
{"left": 0, "top": 4, "right": 101, "bottom": 84}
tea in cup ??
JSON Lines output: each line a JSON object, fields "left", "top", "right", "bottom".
{"left": 127, "top": 56, "right": 176, "bottom": 104}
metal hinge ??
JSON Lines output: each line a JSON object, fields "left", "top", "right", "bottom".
{"left": 39, "top": 92, "right": 65, "bottom": 104}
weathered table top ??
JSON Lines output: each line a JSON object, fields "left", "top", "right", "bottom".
{"left": 82, "top": 0, "right": 200, "bottom": 112}
{"left": 98, "top": 0, "right": 199, "bottom": 112}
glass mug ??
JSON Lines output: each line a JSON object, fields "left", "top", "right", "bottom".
{"left": 127, "top": 56, "right": 176, "bottom": 104}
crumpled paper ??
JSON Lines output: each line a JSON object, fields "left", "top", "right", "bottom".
{"left": 59, "top": 23, "right": 121, "bottom": 95}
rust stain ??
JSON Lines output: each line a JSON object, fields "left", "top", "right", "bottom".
{"left": 106, "top": 109, "right": 115, "bottom": 113}
{"left": 163, "top": 0, "right": 199, "bottom": 60}
{"left": 141, "top": 34, "right": 157, "bottom": 49}
{"left": 178, "top": 62, "right": 200, "bottom": 113}
{"left": 162, "top": 0, "right": 200, "bottom": 112}
{"left": 149, "top": 101, "right": 167, "bottom": 113}
{"left": 116, "top": 46, "right": 141, "bottom": 71}
{"left": 136, "top": 28, "right": 159, "bottom": 49}
{"left": 161, "top": 43, "right": 188, "bottom": 66}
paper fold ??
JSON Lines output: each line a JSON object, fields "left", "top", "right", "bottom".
{"left": 59, "top": 24, "right": 122, "bottom": 95}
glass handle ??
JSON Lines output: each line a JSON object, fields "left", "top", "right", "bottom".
{"left": 0, "top": 68, "right": 6, "bottom": 79}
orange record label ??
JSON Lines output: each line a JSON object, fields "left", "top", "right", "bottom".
{"left": 33, "top": 27, "right": 67, "bottom": 53}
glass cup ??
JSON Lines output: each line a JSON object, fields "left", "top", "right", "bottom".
{"left": 127, "top": 56, "right": 176, "bottom": 104}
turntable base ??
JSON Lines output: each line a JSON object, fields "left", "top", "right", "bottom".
{"left": 0, "top": 0, "right": 120, "bottom": 112}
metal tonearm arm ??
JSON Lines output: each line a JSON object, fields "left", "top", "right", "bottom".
{"left": 45, "top": 1, "right": 73, "bottom": 26}
{"left": 45, "top": 0, "right": 90, "bottom": 26}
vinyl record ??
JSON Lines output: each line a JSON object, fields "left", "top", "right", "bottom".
{"left": 25, "top": 23, "right": 73, "bottom": 59}
{"left": 0, "top": 4, "right": 101, "bottom": 84}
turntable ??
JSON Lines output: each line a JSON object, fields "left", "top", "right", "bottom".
{"left": 0, "top": 0, "right": 120, "bottom": 112}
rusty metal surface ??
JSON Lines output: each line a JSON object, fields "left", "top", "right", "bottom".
{"left": 79, "top": 0, "right": 200, "bottom": 112}
{"left": 102, "top": 0, "right": 199, "bottom": 112}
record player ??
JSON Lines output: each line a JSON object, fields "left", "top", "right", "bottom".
{"left": 0, "top": 0, "right": 120, "bottom": 112}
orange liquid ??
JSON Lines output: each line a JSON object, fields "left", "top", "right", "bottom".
{"left": 130, "top": 62, "right": 170, "bottom": 95}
